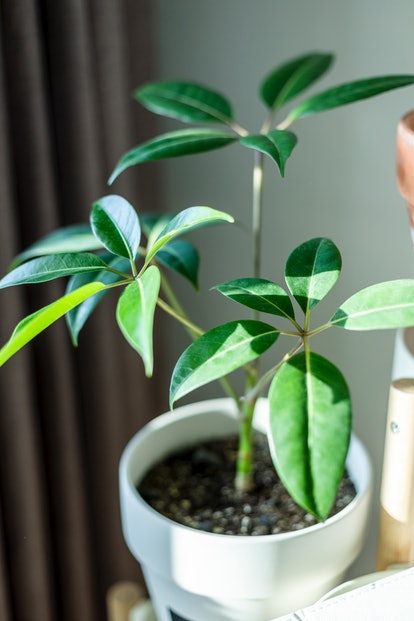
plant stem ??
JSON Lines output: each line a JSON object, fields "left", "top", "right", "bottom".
{"left": 235, "top": 384, "right": 258, "bottom": 492}
{"left": 252, "top": 150, "right": 265, "bottom": 285}
{"left": 156, "top": 297, "right": 204, "bottom": 337}
{"left": 234, "top": 146, "right": 267, "bottom": 492}
{"left": 159, "top": 272, "right": 241, "bottom": 406}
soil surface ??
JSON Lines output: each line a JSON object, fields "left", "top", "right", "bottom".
{"left": 138, "top": 432, "right": 356, "bottom": 536}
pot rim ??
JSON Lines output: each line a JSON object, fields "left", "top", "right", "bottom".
{"left": 120, "top": 397, "right": 372, "bottom": 543}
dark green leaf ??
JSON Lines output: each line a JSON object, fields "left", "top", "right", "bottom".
{"left": 170, "top": 320, "right": 279, "bottom": 405}
{"left": 66, "top": 256, "right": 131, "bottom": 345}
{"left": 10, "top": 225, "right": 102, "bottom": 269}
{"left": 157, "top": 240, "right": 200, "bottom": 289}
{"left": 268, "top": 351, "right": 351, "bottom": 520}
{"left": 116, "top": 265, "right": 161, "bottom": 377}
{"left": 0, "top": 253, "right": 110, "bottom": 288}
{"left": 240, "top": 130, "right": 297, "bottom": 176}
{"left": 0, "top": 282, "right": 107, "bottom": 366}
{"left": 108, "top": 129, "right": 237, "bottom": 184}
{"left": 287, "top": 75, "right": 414, "bottom": 122}
{"left": 135, "top": 81, "right": 234, "bottom": 124}
{"left": 214, "top": 278, "right": 295, "bottom": 320}
{"left": 260, "top": 52, "right": 334, "bottom": 110}
{"left": 145, "top": 206, "right": 234, "bottom": 265}
{"left": 285, "top": 238, "right": 342, "bottom": 314}
{"left": 91, "top": 195, "right": 141, "bottom": 261}
{"left": 331, "top": 279, "right": 414, "bottom": 330}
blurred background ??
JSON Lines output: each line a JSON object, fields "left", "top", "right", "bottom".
{"left": 1, "top": 1, "right": 414, "bottom": 619}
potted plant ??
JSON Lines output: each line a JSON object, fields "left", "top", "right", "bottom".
{"left": 2, "top": 53, "right": 414, "bottom": 621}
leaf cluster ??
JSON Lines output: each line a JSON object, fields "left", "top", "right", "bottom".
{"left": 2, "top": 52, "right": 414, "bottom": 520}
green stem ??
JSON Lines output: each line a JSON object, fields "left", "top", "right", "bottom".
{"left": 159, "top": 273, "right": 241, "bottom": 406}
{"left": 235, "top": 382, "right": 258, "bottom": 492}
{"left": 252, "top": 150, "right": 265, "bottom": 285}
{"left": 156, "top": 297, "right": 204, "bottom": 337}
{"left": 233, "top": 146, "right": 267, "bottom": 493}
{"left": 244, "top": 337, "right": 304, "bottom": 403}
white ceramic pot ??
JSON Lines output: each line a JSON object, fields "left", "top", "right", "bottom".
{"left": 119, "top": 398, "right": 372, "bottom": 621}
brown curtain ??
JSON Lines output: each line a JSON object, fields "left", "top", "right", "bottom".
{"left": 0, "top": 2, "right": 164, "bottom": 620}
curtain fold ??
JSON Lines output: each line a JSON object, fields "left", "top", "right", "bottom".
{"left": 0, "top": 2, "right": 161, "bottom": 620}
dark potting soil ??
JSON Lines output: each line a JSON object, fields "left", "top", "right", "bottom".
{"left": 138, "top": 432, "right": 356, "bottom": 536}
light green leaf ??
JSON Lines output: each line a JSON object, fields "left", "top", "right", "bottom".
{"left": 108, "top": 129, "right": 236, "bottom": 184}
{"left": 66, "top": 256, "right": 131, "bottom": 345}
{"left": 116, "top": 265, "right": 161, "bottom": 376}
{"left": 239, "top": 130, "right": 297, "bottom": 177}
{"left": 214, "top": 278, "right": 295, "bottom": 320}
{"left": 145, "top": 206, "right": 234, "bottom": 265}
{"left": 331, "top": 279, "right": 414, "bottom": 330}
{"left": 141, "top": 214, "right": 174, "bottom": 249}
{"left": 91, "top": 195, "right": 141, "bottom": 261}
{"left": 135, "top": 81, "right": 234, "bottom": 124}
{"left": 170, "top": 320, "right": 279, "bottom": 405}
{"left": 260, "top": 52, "right": 333, "bottom": 110}
{"left": 0, "top": 253, "right": 110, "bottom": 288}
{"left": 287, "top": 75, "right": 414, "bottom": 123}
{"left": 10, "top": 225, "right": 103, "bottom": 269}
{"left": 0, "top": 282, "right": 107, "bottom": 366}
{"left": 268, "top": 351, "right": 351, "bottom": 520}
{"left": 285, "top": 238, "right": 342, "bottom": 314}
{"left": 156, "top": 240, "right": 199, "bottom": 290}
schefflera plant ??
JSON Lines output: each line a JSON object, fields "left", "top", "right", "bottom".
{"left": 2, "top": 52, "right": 414, "bottom": 521}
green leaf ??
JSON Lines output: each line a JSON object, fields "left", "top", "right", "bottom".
{"left": 287, "top": 75, "right": 414, "bottom": 122}
{"left": 10, "top": 225, "right": 103, "bottom": 269}
{"left": 141, "top": 214, "right": 174, "bottom": 248}
{"left": 214, "top": 278, "right": 295, "bottom": 320}
{"left": 0, "top": 253, "right": 110, "bottom": 288}
{"left": 239, "top": 130, "right": 297, "bottom": 177}
{"left": 91, "top": 195, "right": 141, "bottom": 261}
{"left": 260, "top": 52, "right": 334, "bottom": 110}
{"left": 331, "top": 279, "right": 414, "bottom": 330}
{"left": 66, "top": 256, "right": 131, "bottom": 345}
{"left": 170, "top": 320, "right": 279, "bottom": 405}
{"left": 135, "top": 80, "right": 234, "bottom": 124}
{"left": 285, "top": 238, "right": 342, "bottom": 314}
{"left": 145, "top": 206, "right": 234, "bottom": 265}
{"left": 108, "top": 129, "right": 237, "bottom": 184}
{"left": 116, "top": 265, "right": 161, "bottom": 376}
{"left": 268, "top": 351, "right": 351, "bottom": 520}
{"left": 0, "top": 282, "right": 107, "bottom": 366}
{"left": 156, "top": 240, "right": 200, "bottom": 290}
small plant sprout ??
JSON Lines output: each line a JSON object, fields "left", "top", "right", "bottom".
{"left": 2, "top": 53, "right": 414, "bottom": 521}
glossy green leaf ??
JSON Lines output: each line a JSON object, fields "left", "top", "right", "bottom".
{"left": 66, "top": 256, "right": 131, "bottom": 345}
{"left": 239, "top": 130, "right": 297, "bottom": 177}
{"left": 287, "top": 75, "right": 414, "bottom": 122}
{"left": 108, "top": 129, "right": 237, "bottom": 184}
{"left": 285, "top": 238, "right": 342, "bottom": 314}
{"left": 10, "top": 225, "right": 102, "bottom": 269}
{"left": 268, "top": 351, "right": 351, "bottom": 519}
{"left": 260, "top": 52, "right": 333, "bottom": 110}
{"left": 116, "top": 265, "right": 161, "bottom": 376}
{"left": 214, "top": 278, "right": 295, "bottom": 320}
{"left": 145, "top": 206, "right": 234, "bottom": 265}
{"left": 91, "top": 195, "right": 141, "bottom": 261}
{"left": 331, "top": 279, "right": 414, "bottom": 330}
{"left": 0, "top": 253, "right": 110, "bottom": 288}
{"left": 141, "top": 214, "right": 174, "bottom": 249}
{"left": 156, "top": 240, "right": 200, "bottom": 289}
{"left": 170, "top": 320, "right": 279, "bottom": 405}
{"left": 0, "top": 282, "right": 107, "bottom": 366}
{"left": 135, "top": 81, "right": 234, "bottom": 124}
